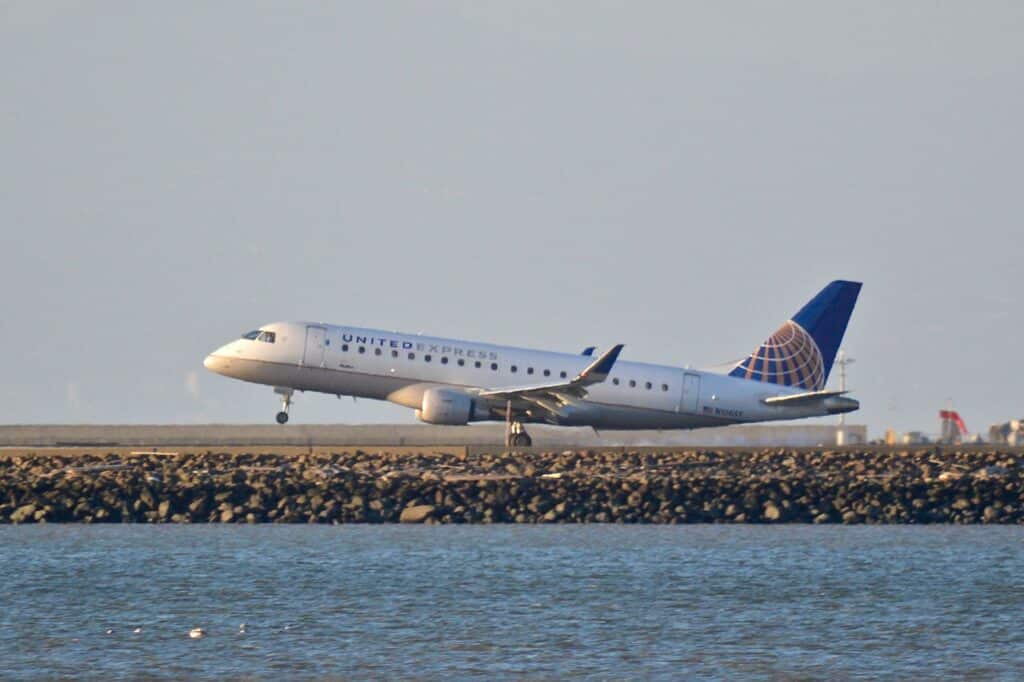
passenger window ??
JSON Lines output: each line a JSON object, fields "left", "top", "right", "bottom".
{"left": 629, "top": 380, "right": 636, "bottom": 388}
{"left": 358, "top": 346, "right": 366, "bottom": 354}
{"left": 441, "top": 357, "right": 449, "bottom": 364}
{"left": 613, "top": 378, "right": 620, "bottom": 385}
{"left": 457, "top": 359, "right": 465, "bottom": 366}
{"left": 511, "top": 365, "right": 518, "bottom": 373}
{"left": 560, "top": 371, "right": 567, "bottom": 379}
{"left": 662, "top": 384, "right": 669, "bottom": 391}
{"left": 645, "top": 382, "right": 652, "bottom": 390}
{"left": 342, "top": 344, "right": 349, "bottom": 352}
{"left": 491, "top": 363, "right": 498, "bottom": 371}
{"left": 475, "top": 361, "right": 482, "bottom": 368}
{"left": 392, "top": 350, "right": 398, "bottom": 358}
{"left": 374, "top": 348, "right": 382, "bottom": 356}
{"left": 527, "top": 367, "right": 534, "bottom": 375}
{"left": 424, "top": 355, "right": 432, "bottom": 362}
{"left": 408, "top": 352, "right": 416, "bottom": 360}
{"left": 543, "top": 369, "right": 550, "bottom": 377}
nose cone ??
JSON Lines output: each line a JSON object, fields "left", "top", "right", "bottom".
{"left": 203, "top": 351, "right": 231, "bottom": 376}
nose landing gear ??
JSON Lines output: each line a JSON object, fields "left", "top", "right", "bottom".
{"left": 274, "top": 387, "right": 293, "bottom": 424}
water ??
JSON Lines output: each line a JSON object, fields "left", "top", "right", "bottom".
{"left": 1, "top": 526, "right": 1021, "bottom": 679}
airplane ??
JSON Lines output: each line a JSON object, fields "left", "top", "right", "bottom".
{"left": 204, "top": 280, "right": 862, "bottom": 447}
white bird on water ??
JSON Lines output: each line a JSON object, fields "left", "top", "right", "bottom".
{"left": 239, "top": 623, "right": 247, "bottom": 634}
{"left": 189, "top": 628, "right": 206, "bottom": 639}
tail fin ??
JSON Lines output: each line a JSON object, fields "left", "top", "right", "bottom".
{"left": 730, "top": 280, "right": 861, "bottom": 390}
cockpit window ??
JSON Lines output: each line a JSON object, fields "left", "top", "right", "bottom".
{"left": 242, "top": 330, "right": 276, "bottom": 343}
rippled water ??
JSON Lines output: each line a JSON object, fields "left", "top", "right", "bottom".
{"left": 1, "top": 526, "right": 1022, "bottom": 679}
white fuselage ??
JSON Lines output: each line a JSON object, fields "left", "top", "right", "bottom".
{"left": 204, "top": 322, "right": 857, "bottom": 429}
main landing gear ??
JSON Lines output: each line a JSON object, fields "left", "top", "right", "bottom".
{"left": 504, "top": 400, "right": 533, "bottom": 448}
{"left": 274, "top": 387, "right": 293, "bottom": 424}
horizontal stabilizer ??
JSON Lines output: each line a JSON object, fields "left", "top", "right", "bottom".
{"left": 762, "top": 389, "right": 848, "bottom": 406}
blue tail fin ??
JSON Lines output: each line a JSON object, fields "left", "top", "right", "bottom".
{"left": 729, "top": 280, "right": 862, "bottom": 390}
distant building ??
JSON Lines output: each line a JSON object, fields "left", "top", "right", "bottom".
{"left": 989, "top": 419, "right": 1024, "bottom": 446}
{"left": 902, "top": 431, "right": 931, "bottom": 445}
{"left": 939, "top": 410, "right": 968, "bottom": 444}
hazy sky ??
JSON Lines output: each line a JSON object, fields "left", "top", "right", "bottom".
{"left": 2, "top": 2, "right": 1021, "bottom": 436}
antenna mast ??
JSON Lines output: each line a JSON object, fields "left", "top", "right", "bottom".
{"left": 835, "top": 349, "right": 855, "bottom": 445}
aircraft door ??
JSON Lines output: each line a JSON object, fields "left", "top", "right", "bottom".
{"left": 680, "top": 372, "right": 701, "bottom": 413}
{"left": 302, "top": 326, "right": 328, "bottom": 367}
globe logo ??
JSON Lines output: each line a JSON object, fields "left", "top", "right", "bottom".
{"left": 734, "top": 321, "right": 825, "bottom": 391}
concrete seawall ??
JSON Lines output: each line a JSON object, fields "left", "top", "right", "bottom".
{"left": 0, "top": 423, "right": 868, "bottom": 447}
{"left": 2, "top": 447, "right": 1021, "bottom": 524}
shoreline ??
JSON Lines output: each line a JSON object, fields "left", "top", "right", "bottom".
{"left": 2, "top": 447, "right": 1022, "bottom": 524}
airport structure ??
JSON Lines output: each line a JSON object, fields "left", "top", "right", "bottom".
{"left": 939, "top": 409, "right": 969, "bottom": 444}
{"left": 989, "top": 419, "right": 1024, "bottom": 446}
{"left": 0, "top": 423, "right": 867, "bottom": 449}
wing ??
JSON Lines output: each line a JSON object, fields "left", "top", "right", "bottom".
{"left": 476, "top": 344, "right": 624, "bottom": 419}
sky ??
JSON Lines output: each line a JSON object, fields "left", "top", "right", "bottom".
{"left": 1, "top": 2, "right": 1021, "bottom": 436}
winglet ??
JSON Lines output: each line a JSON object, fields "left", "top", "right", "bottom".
{"left": 575, "top": 344, "right": 624, "bottom": 384}
{"left": 581, "top": 346, "right": 596, "bottom": 356}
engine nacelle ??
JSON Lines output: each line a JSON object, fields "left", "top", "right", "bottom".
{"left": 415, "top": 387, "right": 475, "bottom": 425}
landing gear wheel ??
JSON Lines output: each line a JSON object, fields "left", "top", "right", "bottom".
{"left": 504, "top": 400, "right": 532, "bottom": 448}
{"left": 510, "top": 432, "right": 532, "bottom": 447}
{"left": 273, "top": 387, "right": 294, "bottom": 425}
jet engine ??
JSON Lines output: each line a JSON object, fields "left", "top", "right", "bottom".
{"left": 415, "top": 387, "right": 476, "bottom": 425}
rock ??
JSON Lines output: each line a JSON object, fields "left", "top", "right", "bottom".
{"left": 399, "top": 504, "right": 435, "bottom": 523}
{"left": 1, "top": 446, "right": 1020, "bottom": 526}
{"left": 10, "top": 504, "right": 36, "bottom": 524}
